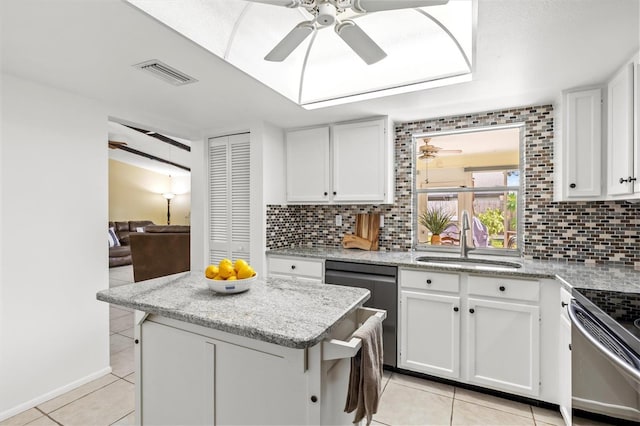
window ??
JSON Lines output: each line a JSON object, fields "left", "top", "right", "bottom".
{"left": 414, "top": 126, "right": 522, "bottom": 253}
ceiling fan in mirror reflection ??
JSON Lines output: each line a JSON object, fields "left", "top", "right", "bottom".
{"left": 418, "top": 137, "right": 462, "bottom": 160}
{"left": 418, "top": 137, "right": 462, "bottom": 184}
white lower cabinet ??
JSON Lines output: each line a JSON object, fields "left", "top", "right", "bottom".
{"left": 400, "top": 290, "right": 460, "bottom": 379}
{"left": 399, "top": 268, "right": 549, "bottom": 401}
{"left": 267, "top": 255, "right": 324, "bottom": 282}
{"left": 466, "top": 297, "right": 540, "bottom": 396}
{"left": 137, "top": 314, "right": 358, "bottom": 425}
{"left": 140, "top": 320, "right": 216, "bottom": 425}
{"left": 558, "top": 288, "right": 572, "bottom": 425}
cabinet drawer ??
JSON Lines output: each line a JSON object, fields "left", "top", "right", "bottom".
{"left": 268, "top": 256, "right": 323, "bottom": 279}
{"left": 400, "top": 268, "right": 459, "bottom": 293}
{"left": 468, "top": 275, "right": 539, "bottom": 302}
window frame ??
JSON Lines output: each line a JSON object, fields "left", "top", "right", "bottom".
{"left": 411, "top": 124, "right": 525, "bottom": 257}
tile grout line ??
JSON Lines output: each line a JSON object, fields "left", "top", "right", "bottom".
{"left": 387, "top": 380, "right": 453, "bottom": 400}
{"left": 39, "top": 376, "right": 125, "bottom": 419}
{"left": 531, "top": 405, "right": 538, "bottom": 425}
{"left": 449, "top": 387, "right": 456, "bottom": 425}
{"left": 33, "top": 407, "right": 63, "bottom": 426}
{"left": 451, "top": 397, "right": 535, "bottom": 421}
{"left": 108, "top": 409, "right": 134, "bottom": 426}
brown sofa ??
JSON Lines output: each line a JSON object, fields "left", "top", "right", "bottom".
{"left": 129, "top": 225, "right": 190, "bottom": 282}
{"left": 108, "top": 220, "right": 154, "bottom": 267}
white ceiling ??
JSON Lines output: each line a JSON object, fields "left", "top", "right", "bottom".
{"left": 1, "top": 0, "right": 638, "bottom": 140}
{"left": 127, "top": 0, "right": 474, "bottom": 107}
{"left": 108, "top": 121, "right": 192, "bottom": 176}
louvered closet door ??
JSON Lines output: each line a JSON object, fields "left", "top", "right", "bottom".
{"left": 208, "top": 133, "right": 250, "bottom": 265}
{"left": 229, "top": 135, "right": 250, "bottom": 262}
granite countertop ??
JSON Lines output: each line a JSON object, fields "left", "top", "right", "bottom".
{"left": 96, "top": 272, "right": 369, "bottom": 349}
{"left": 267, "top": 247, "right": 640, "bottom": 293}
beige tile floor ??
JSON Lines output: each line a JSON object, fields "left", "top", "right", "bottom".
{"left": 2, "top": 265, "right": 616, "bottom": 426}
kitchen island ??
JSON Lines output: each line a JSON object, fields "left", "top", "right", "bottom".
{"left": 97, "top": 272, "right": 378, "bottom": 426}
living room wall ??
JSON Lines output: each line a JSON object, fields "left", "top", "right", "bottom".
{"left": 1, "top": 73, "right": 110, "bottom": 419}
{"left": 109, "top": 159, "right": 191, "bottom": 226}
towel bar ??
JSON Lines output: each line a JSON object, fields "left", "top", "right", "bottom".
{"left": 322, "top": 307, "right": 386, "bottom": 361}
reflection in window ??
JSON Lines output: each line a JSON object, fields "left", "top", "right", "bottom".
{"left": 414, "top": 127, "right": 522, "bottom": 252}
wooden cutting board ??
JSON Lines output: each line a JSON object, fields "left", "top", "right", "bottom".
{"left": 342, "top": 213, "right": 380, "bottom": 251}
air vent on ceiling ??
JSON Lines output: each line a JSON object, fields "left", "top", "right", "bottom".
{"left": 133, "top": 60, "right": 198, "bottom": 86}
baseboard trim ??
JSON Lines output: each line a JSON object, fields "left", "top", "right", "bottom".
{"left": 0, "top": 366, "right": 113, "bottom": 422}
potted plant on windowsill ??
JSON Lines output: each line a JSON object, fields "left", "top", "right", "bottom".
{"left": 419, "top": 206, "right": 454, "bottom": 245}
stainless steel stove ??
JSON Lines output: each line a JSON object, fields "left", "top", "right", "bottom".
{"left": 570, "top": 288, "right": 640, "bottom": 424}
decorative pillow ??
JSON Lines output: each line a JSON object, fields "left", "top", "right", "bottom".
{"left": 136, "top": 227, "right": 145, "bottom": 233}
{"left": 108, "top": 227, "right": 121, "bottom": 248}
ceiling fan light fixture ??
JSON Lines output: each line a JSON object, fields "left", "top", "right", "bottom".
{"left": 264, "top": 21, "right": 315, "bottom": 61}
{"left": 316, "top": 2, "right": 336, "bottom": 26}
{"left": 335, "top": 20, "right": 387, "bottom": 65}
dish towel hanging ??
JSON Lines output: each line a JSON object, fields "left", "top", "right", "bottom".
{"left": 344, "top": 314, "right": 384, "bottom": 425}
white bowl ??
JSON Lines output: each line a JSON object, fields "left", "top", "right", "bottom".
{"left": 205, "top": 274, "right": 257, "bottom": 294}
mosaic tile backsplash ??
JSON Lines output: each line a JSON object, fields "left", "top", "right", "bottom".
{"left": 266, "top": 105, "right": 640, "bottom": 267}
{"left": 579, "top": 289, "right": 640, "bottom": 322}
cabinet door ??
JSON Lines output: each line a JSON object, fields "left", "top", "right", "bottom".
{"left": 564, "top": 88, "right": 602, "bottom": 197}
{"left": 208, "top": 133, "right": 251, "bottom": 264}
{"left": 286, "top": 127, "right": 330, "bottom": 203}
{"left": 332, "top": 119, "right": 386, "bottom": 202}
{"left": 399, "top": 290, "right": 460, "bottom": 379}
{"left": 559, "top": 312, "right": 572, "bottom": 425}
{"left": 467, "top": 298, "right": 540, "bottom": 396}
{"left": 607, "top": 63, "right": 635, "bottom": 196}
{"left": 141, "top": 321, "right": 215, "bottom": 425}
{"left": 635, "top": 61, "right": 640, "bottom": 194}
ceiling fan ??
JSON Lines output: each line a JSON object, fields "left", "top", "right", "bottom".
{"left": 418, "top": 137, "right": 462, "bottom": 160}
{"left": 246, "top": 0, "right": 449, "bottom": 65}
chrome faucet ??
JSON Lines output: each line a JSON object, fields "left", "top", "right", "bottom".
{"left": 460, "top": 210, "right": 473, "bottom": 258}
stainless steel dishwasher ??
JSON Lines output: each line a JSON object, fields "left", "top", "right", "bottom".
{"left": 324, "top": 260, "right": 397, "bottom": 367}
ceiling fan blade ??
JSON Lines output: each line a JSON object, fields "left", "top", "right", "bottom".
{"left": 335, "top": 20, "right": 386, "bottom": 65}
{"left": 352, "top": 0, "right": 448, "bottom": 13}
{"left": 242, "top": 0, "right": 302, "bottom": 8}
{"left": 265, "top": 21, "right": 315, "bottom": 62}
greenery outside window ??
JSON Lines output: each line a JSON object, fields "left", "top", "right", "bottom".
{"left": 413, "top": 126, "right": 523, "bottom": 254}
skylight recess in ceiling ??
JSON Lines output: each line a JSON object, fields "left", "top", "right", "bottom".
{"left": 127, "top": 0, "right": 475, "bottom": 109}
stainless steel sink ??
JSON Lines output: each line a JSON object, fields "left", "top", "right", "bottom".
{"left": 414, "top": 256, "right": 523, "bottom": 270}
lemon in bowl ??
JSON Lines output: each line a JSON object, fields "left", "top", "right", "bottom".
{"left": 204, "top": 259, "right": 256, "bottom": 294}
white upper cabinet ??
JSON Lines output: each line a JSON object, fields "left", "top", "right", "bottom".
{"left": 285, "top": 117, "right": 393, "bottom": 204}
{"left": 562, "top": 88, "right": 602, "bottom": 199}
{"left": 332, "top": 119, "right": 387, "bottom": 203}
{"left": 285, "top": 126, "right": 331, "bottom": 203}
{"left": 558, "top": 51, "right": 640, "bottom": 201}
{"left": 607, "top": 62, "right": 636, "bottom": 196}
{"left": 635, "top": 60, "right": 640, "bottom": 195}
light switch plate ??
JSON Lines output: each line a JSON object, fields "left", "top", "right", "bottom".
{"left": 335, "top": 215, "right": 342, "bottom": 226}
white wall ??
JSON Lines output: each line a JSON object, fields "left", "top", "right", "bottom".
{"left": 0, "top": 74, "right": 111, "bottom": 420}
{"left": 261, "top": 123, "right": 286, "bottom": 206}
{"left": 190, "top": 137, "right": 207, "bottom": 272}
{"left": 250, "top": 121, "right": 285, "bottom": 275}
